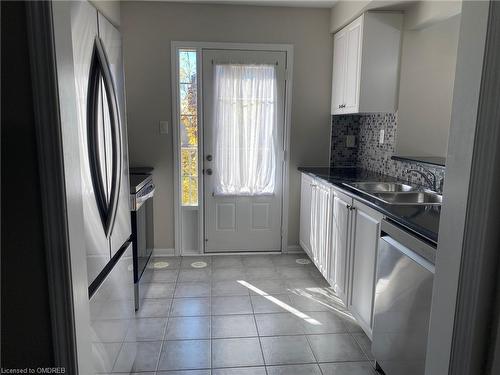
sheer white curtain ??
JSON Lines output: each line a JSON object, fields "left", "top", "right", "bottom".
{"left": 213, "top": 63, "right": 277, "bottom": 196}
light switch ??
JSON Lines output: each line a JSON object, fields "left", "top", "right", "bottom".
{"left": 346, "top": 135, "right": 356, "bottom": 148}
{"left": 379, "top": 129, "right": 385, "bottom": 144}
{"left": 159, "top": 120, "right": 169, "bottom": 134}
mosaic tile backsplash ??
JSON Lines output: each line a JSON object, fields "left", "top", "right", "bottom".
{"left": 330, "top": 113, "right": 446, "bottom": 193}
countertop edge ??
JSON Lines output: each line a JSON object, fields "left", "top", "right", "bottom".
{"left": 298, "top": 167, "right": 439, "bottom": 245}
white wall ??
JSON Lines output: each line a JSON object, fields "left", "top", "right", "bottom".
{"left": 330, "top": 1, "right": 462, "bottom": 32}
{"left": 121, "top": 2, "right": 333, "bottom": 250}
{"left": 89, "top": 0, "right": 121, "bottom": 27}
{"left": 404, "top": 0, "right": 462, "bottom": 30}
{"left": 396, "top": 13, "right": 461, "bottom": 158}
{"left": 330, "top": 0, "right": 371, "bottom": 32}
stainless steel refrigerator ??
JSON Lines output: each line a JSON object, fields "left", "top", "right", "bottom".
{"left": 64, "top": 2, "right": 136, "bottom": 373}
{"left": 69, "top": 1, "right": 132, "bottom": 287}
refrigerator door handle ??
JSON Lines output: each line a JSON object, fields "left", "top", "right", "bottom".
{"left": 87, "top": 35, "right": 122, "bottom": 237}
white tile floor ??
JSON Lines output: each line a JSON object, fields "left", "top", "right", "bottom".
{"left": 99, "top": 254, "right": 378, "bottom": 374}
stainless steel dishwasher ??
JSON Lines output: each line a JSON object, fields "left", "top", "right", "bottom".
{"left": 372, "top": 219, "right": 436, "bottom": 375}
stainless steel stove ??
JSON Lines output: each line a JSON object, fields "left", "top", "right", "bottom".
{"left": 130, "top": 168, "right": 155, "bottom": 310}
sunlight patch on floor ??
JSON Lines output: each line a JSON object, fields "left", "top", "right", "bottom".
{"left": 290, "top": 287, "right": 355, "bottom": 321}
{"left": 237, "top": 280, "right": 322, "bottom": 325}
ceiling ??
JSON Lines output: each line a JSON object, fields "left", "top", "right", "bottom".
{"left": 146, "top": 0, "right": 339, "bottom": 8}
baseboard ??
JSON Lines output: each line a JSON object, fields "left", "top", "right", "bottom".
{"left": 286, "top": 245, "right": 305, "bottom": 253}
{"left": 153, "top": 247, "right": 304, "bottom": 256}
{"left": 181, "top": 250, "right": 205, "bottom": 256}
{"left": 152, "top": 248, "right": 175, "bottom": 257}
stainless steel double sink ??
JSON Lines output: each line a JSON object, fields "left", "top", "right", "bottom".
{"left": 344, "top": 181, "right": 442, "bottom": 206}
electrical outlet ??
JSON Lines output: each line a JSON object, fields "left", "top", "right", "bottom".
{"left": 346, "top": 135, "right": 356, "bottom": 148}
{"left": 379, "top": 129, "right": 385, "bottom": 144}
{"left": 159, "top": 120, "right": 169, "bottom": 134}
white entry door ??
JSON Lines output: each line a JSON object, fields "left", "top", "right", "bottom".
{"left": 203, "top": 49, "right": 287, "bottom": 252}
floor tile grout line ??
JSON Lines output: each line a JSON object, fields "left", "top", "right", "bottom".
{"left": 154, "top": 319, "right": 169, "bottom": 372}
{"left": 132, "top": 255, "right": 358, "bottom": 373}
{"left": 304, "top": 332, "right": 322, "bottom": 368}
{"left": 156, "top": 360, "right": 377, "bottom": 374}
{"left": 145, "top": 331, "right": 359, "bottom": 342}
{"left": 154, "top": 266, "right": 179, "bottom": 373}
{"left": 107, "top": 327, "right": 361, "bottom": 345}
{"left": 248, "top": 289, "right": 269, "bottom": 375}
{"left": 350, "top": 331, "right": 373, "bottom": 362}
{"left": 107, "top": 335, "right": 126, "bottom": 373}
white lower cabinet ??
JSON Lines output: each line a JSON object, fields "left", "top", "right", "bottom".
{"left": 299, "top": 173, "right": 334, "bottom": 279}
{"left": 299, "top": 172, "right": 384, "bottom": 339}
{"left": 310, "top": 179, "right": 333, "bottom": 278}
{"left": 349, "top": 201, "right": 384, "bottom": 339}
{"left": 328, "top": 189, "right": 353, "bottom": 305}
{"left": 299, "top": 173, "right": 314, "bottom": 257}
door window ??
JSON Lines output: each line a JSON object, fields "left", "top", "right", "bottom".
{"left": 213, "top": 64, "right": 277, "bottom": 196}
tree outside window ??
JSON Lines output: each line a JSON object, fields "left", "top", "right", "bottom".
{"left": 179, "top": 50, "right": 198, "bottom": 206}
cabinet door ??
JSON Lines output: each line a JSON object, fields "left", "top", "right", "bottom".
{"left": 310, "top": 182, "right": 332, "bottom": 277}
{"left": 343, "top": 15, "right": 363, "bottom": 113}
{"left": 350, "top": 201, "right": 383, "bottom": 339}
{"left": 310, "top": 184, "right": 319, "bottom": 266}
{"left": 318, "top": 183, "right": 332, "bottom": 278}
{"left": 329, "top": 191, "right": 352, "bottom": 305}
{"left": 331, "top": 29, "right": 347, "bottom": 114}
{"left": 299, "top": 174, "right": 314, "bottom": 257}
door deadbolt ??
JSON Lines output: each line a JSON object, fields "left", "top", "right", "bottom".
{"left": 206, "top": 155, "right": 213, "bottom": 161}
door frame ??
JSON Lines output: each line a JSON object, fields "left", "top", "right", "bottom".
{"left": 426, "top": 1, "right": 500, "bottom": 374}
{"left": 171, "top": 41, "right": 294, "bottom": 256}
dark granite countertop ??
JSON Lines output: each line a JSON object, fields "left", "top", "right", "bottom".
{"left": 298, "top": 167, "right": 440, "bottom": 245}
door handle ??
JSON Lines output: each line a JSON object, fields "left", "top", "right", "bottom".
{"left": 206, "top": 168, "right": 213, "bottom": 175}
{"left": 87, "top": 35, "right": 122, "bottom": 237}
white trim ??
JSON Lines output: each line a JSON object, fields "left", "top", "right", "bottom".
{"left": 152, "top": 248, "right": 176, "bottom": 257}
{"left": 281, "top": 46, "right": 294, "bottom": 255}
{"left": 440, "top": 1, "right": 500, "bottom": 374}
{"left": 171, "top": 41, "right": 294, "bottom": 256}
{"left": 425, "top": 1, "right": 491, "bottom": 374}
{"left": 196, "top": 47, "right": 205, "bottom": 256}
{"left": 201, "top": 251, "right": 282, "bottom": 256}
{"left": 181, "top": 205, "right": 199, "bottom": 212}
{"left": 287, "top": 245, "right": 305, "bottom": 253}
{"left": 171, "top": 43, "right": 181, "bottom": 256}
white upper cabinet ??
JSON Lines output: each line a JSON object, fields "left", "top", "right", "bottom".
{"left": 331, "top": 28, "right": 348, "bottom": 113}
{"left": 331, "top": 12, "right": 403, "bottom": 115}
